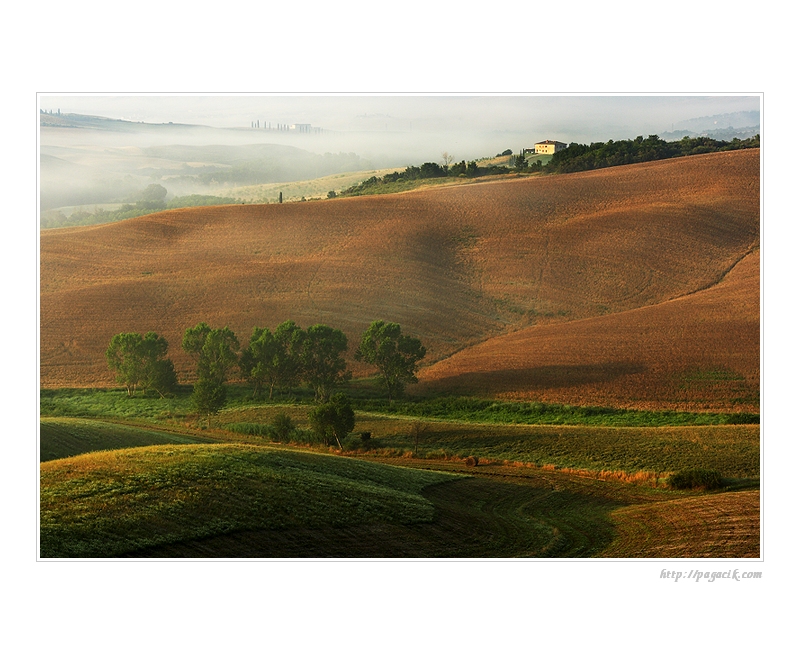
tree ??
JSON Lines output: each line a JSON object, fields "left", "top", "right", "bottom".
{"left": 183, "top": 323, "right": 240, "bottom": 417}
{"left": 409, "top": 420, "right": 428, "bottom": 456}
{"left": 145, "top": 356, "right": 179, "bottom": 397}
{"left": 441, "top": 151, "right": 454, "bottom": 171}
{"left": 191, "top": 375, "right": 228, "bottom": 418}
{"left": 106, "top": 331, "right": 177, "bottom": 397}
{"left": 241, "top": 320, "right": 304, "bottom": 399}
{"left": 308, "top": 394, "right": 355, "bottom": 449}
{"left": 106, "top": 332, "right": 146, "bottom": 397}
{"left": 299, "top": 324, "right": 351, "bottom": 402}
{"left": 181, "top": 322, "right": 212, "bottom": 360}
{"left": 355, "top": 321, "right": 426, "bottom": 403}
{"left": 137, "top": 332, "right": 178, "bottom": 397}
{"left": 136, "top": 184, "right": 168, "bottom": 211}
{"left": 270, "top": 412, "right": 296, "bottom": 442}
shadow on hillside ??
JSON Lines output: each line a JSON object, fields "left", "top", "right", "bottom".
{"left": 422, "top": 361, "right": 646, "bottom": 396}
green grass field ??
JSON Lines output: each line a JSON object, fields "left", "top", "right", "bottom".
{"left": 219, "top": 405, "right": 760, "bottom": 479}
{"left": 39, "top": 389, "right": 760, "bottom": 558}
{"left": 40, "top": 388, "right": 195, "bottom": 420}
{"left": 355, "top": 397, "right": 758, "bottom": 427}
{"left": 40, "top": 441, "right": 758, "bottom": 558}
{"left": 40, "top": 444, "right": 460, "bottom": 557}
{"left": 40, "top": 389, "right": 759, "bottom": 478}
{"left": 40, "top": 387, "right": 759, "bottom": 427}
{"left": 40, "top": 417, "right": 212, "bottom": 461}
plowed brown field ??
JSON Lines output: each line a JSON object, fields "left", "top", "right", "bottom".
{"left": 41, "top": 149, "right": 760, "bottom": 409}
{"left": 599, "top": 489, "right": 760, "bottom": 558}
{"left": 418, "top": 250, "right": 760, "bottom": 411}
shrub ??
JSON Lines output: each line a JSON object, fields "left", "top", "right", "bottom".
{"left": 289, "top": 428, "right": 324, "bottom": 447}
{"left": 308, "top": 394, "right": 355, "bottom": 449}
{"left": 666, "top": 469, "right": 724, "bottom": 490}
{"left": 271, "top": 412, "right": 296, "bottom": 442}
{"left": 224, "top": 422, "right": 271, "bottom": 437}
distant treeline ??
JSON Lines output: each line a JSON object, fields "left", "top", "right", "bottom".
{"left": 41, "top": 186, "right": 240, "bottom": 229}
{"left": 545, "top": 134, "right": 760, "bottom": 174}
{"left": 339, "top": 159, "right": 519, "bottom": 197}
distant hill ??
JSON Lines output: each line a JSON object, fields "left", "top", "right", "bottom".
{"left": 39, "top": 111, "right": 204, "bottom": 133}
{"left": 672, "top": 110, "right": 760, "bottom": 132}
{"left": 40, "top": 149, "right": 759, "bottom": 410}
{"left": 661, "top": 110, "right": 760, "bottom": 141}
{"left": 660, "top": 125, "right": 760, "bottom": 141}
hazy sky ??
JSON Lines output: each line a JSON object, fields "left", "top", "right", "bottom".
{"left": 42, "top": 94, "right": 759, "bottom": 138}
{"left": 39, "top": 94, "right": 761, "bottom": 169}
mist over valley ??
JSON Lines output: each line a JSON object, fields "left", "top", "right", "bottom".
{"left": 39, "top": 96, "right": 761, "bottom": 226}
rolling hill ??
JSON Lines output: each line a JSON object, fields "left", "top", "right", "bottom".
{"left": 40, "top": 444, "right": 459, "bottom": 557}
{"left": 39, "top": 443, "right": 759, "bottom": 558}
{"left": 418, "top": 249, "right": 759, "bottom": 410}
{"left": 40, "top": 149, "right": 759, "bottom": 410}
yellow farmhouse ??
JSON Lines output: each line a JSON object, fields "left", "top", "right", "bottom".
{"left": 532, "top": 140, "right": 568, "bottom": 155}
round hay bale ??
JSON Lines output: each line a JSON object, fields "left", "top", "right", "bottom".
{"left": 465, "top": 456, "right": 478, "bottom": 467}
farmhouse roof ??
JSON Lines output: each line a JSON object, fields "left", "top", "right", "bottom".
{"left": 535, "top": 140, "right": 567, "bottom": 146}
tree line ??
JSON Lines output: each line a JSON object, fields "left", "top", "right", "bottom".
{"left": 543, "top": 134, "right": 760, "bottom": 174}
{"left": 41, "top": 184, "right": 240, "bottom": 229}
{"left": 106, "top": 320, "right": 426, "bottom": 417}
{"left": 338, "top": 158, "right": 520, "bottom": 197}
{"left": 334, "top": 134, "right": 759, "bottom": 198}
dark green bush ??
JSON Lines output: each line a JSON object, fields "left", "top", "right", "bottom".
{"left": 667, "top": 469, "right": 724, "bottom": 490}
{"left": 270, "top": 413, "right": 296, "bottom": 442}
{"left": 224, "top": 422, "right": 272, "bottom": 437}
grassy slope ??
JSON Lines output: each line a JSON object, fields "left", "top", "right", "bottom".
{"left": 41, "top": 150, "right": 759, "bottom": 412}
{"left": 40, "top": 443, "right": 759, "bottom": 558}
{"left": 40, "top": 444, "right": 460, "bottom": 558}
{"left": 40, "top": 417, "right": 212, "bottom": 461}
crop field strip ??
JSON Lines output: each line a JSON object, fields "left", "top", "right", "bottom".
{"left": 41, "top": 150, "right": 759, "bottom": 412}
